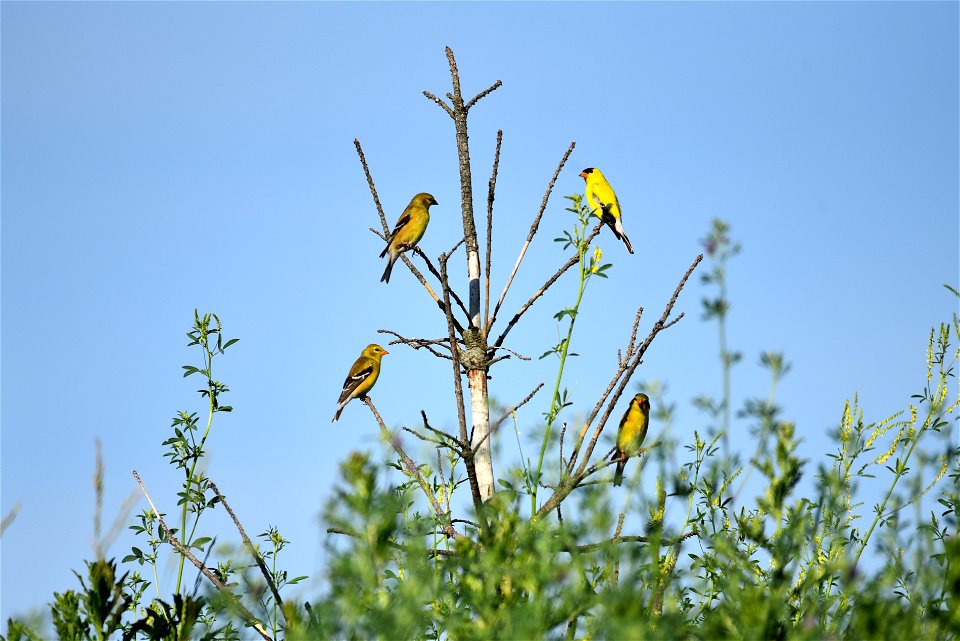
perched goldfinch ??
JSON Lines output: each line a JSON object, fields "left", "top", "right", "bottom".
{"left": 611, "top": 393, "right": 650, "bottom": 486}
{"left": 332, "top": 344, "right": 389, "bottom": 422}
{"left": 580, "top": 168, "right": 634, "bottom": 254}
{"left": 380, "top": 192, "right": 438, "bottom": 283}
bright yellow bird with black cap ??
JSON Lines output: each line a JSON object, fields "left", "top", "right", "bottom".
{"left": 611, "top": 393, "right": 650, "bottom": 486}
{"left": 380, "top": 192, "right": 438, "bottom": 283}
{"left": 332, "top": 344, "right": 389, "bottom": 422}
{"left": 580, "top": 167, "right": 634, "bottom": 254}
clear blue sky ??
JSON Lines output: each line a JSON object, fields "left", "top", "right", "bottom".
{"left": 3, "top": 1, "right": 957, "bottom": 623}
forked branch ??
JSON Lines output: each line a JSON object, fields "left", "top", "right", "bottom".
{"left": 535, "top": 254, "right": 703, "bottom": 518}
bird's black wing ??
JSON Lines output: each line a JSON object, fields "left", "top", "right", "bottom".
{"left": 337, "top": 364, "right": 374, "bottom": 404}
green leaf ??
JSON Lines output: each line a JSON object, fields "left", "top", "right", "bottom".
{"left": 191, "top": 537, "right": 213, "bottom": 551}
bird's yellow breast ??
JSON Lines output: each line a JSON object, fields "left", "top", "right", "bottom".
{"left": 617, "top": 406, "right": 648, "bottom": 456}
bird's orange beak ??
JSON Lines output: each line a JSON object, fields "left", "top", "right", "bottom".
{"left": 381, "top": 349, "right": 390, "bottom": 355}
{"left": 579, "top": 171, "right": 587, "bottom": 179}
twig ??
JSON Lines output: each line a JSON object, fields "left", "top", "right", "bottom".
{"left": 452, "top": 518, "right": 481, "bottom": 529}
{"left": 490, "top": 382, "right": 545, "bottom": 433}
{"left": 493, "top": 224, "right": 602, "bottom": 350}
{"left": 412, "top": 246, "right": 470, "bottom": 320}
{"left": 487, "top": 345, "right": 531, "bottom": 361}
{"left": 132, "top": 470, "right": 274, "bottom": 641}
{"left": 420, "top": 410, "right": 468, "bottom": 449}
{"left": 574, "top": 529, "right": 698, "bottom": 553}
{"left": 377, "top": 329, "right": 453, "bottom": 361}
{"left": 327, "top": 527, "right": 458, "bottom": 558}
{"left": 353, "top": 139, "right": 388, "bottom": 231}
{"left": 489, "top": 141, "right": 576, "bottom": 330}
{"left": 484, "top": 129, "right": 503, "bottom": 336}
{"left": 470, "top": 381, "right": 544, "bottom": 456}
{"left": 613, "top": 512, "right": 626, "bottom": 586}
{"left": 1, "top": 502, "right": 21, "bottom": 536}
{"left": 465, "top": 80, "right": 503, "bottom": 111}
{"left": 436, "top": 449, "right": 447, "bottom": 494}
{"left": 559, "top": 423, "right": 567, "bottom": 475}
{"left": 625, "top": 307, "right": 644, "bottom": 363}
{"left": 363, "top": 398, "right": 466, "bottom": 541}
{"left": 423, "top": 91, "right": 454, "bottom": 117}
{"left": 208, "top": 482, "right": 284, "bottom": 615}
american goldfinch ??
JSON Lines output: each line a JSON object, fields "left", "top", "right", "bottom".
{"left": 380, "top": 192, "right": 438, "bottom": 283}
{"left": 332, "top": 344, "right": 389, "bottom": 422}
{"left": 611, "top": 393, "right": 650, "bottom": 486}
{"left": 580, "top": 168, "right": 634, "bottom": 254}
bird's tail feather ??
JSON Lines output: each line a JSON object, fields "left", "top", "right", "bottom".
{"left": 380, "top": 256, "right": 395, "bottom": 283}
{"left": 332, "top": 401, "right": 347, "bottom": 423}
{"left": 379, "top": 245, "right": 389, "bottom": 259}
{"left": 614, "top": 458, "right": 626, "bottom": 486}
{"left": 613, "top": 218, "right": 634, "bottom": 254}
{"left": 611, "top": 448, "right": 626, "bottom": 486}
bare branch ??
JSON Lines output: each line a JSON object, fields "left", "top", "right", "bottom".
{"left": 1, "top": 502, "right": 21, "bottom": 537}
{"left": 132, "top": 471, "right": 274, "bottom": 641}
{"left": 466, "top": 80, "right": 503, "bottom": 110}
{"left": 572, "top": 255, "right": 703, "bottom": 477}
{"left": 473, "top": 383, "right": 543, "bottom": 451}
{"left": 444, "top": 47, "right": 463, "bottom": 105}
{"left": 574, "top": 529, "right": 698, "bottom": 553}
{"left": 493, "top": 224, "right": 602, "bottom": 350}
{"left": 484, "top": 129, "right": 503, "bottom": 336}
{"left": 362, "top": 399, "right": 466, "bottom": 541}
{"left": 354, "top": 139, "right": 388, "bottom": 231}
{"left": 327, "top": 527, "right": 458, "bottom": 558}
{"left": 208, "top": 482, "right": 284, "bottom": 614}
{"left": 400, "top": 416, "right": 466, "bottom": 456}
{"left": 401, "top": 426, "right": 456, "bottom": 451}
{"left": 490, "top": 141, "right": 576, "bottom": 329}
{"left": 377, "top": 329, "right": 453, "bottom": 361}
{"left": 421, "top": 410, "right": 467, "bottom": 449}
{"left": 422, "top": 91, "right": 453, "bottom": 117}
{"left": 533, "top": 255, "right": 702, "bottom": 519}
{"left": 412, "top": 246, "right": 470, "bottom": 320}
{"left": 625, "top": 307, "right": 644, "bottom": 362}
{"left": 483, "top": 382, "right": 546, "bottom": 444}
{"left": 452, "top": 517, "right": 481, "bottom": 528}
{"left": 488, "top": 344, "right": 531, "bottom": 361}
{"left": 559, "top": 422, "right": 567, "bottom": 475}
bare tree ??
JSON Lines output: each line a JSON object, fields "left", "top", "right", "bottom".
{"left": 354, "top": 47, "right": 700, "bottom": 517}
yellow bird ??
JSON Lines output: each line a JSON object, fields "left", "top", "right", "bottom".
{"left": 332, "top": 344, "right": 389, "bottom": 422}
{"left": 611, "top": 393, "right": 650, "bottom": 486}
{"left": 580, "top": 168, "right": 634, "bottom": 254}
{"left": 380, "top": 192, "right": 438, "bottom": 283}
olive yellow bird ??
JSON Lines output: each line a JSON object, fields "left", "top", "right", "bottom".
{"left": 380, "top": 192, "right": 438, "bottom": 283}
{"left": 580, "top": 168, "right": 634, "bottom": 254}
{"left": 611, "top": 393, "right": 650, "bottom": 486}
{"left": 332, "top": 344, "right": 389, "bottom": 422}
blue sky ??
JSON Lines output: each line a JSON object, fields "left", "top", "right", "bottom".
{"left": 2, "top": 1, "right": 957, "bottom": 623}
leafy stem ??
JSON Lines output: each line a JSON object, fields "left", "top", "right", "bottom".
{"left": 530, "top": 195, "right": 610, "bottom": 517}
{"left": 173, "top": 310, "right": 237, "bottom": 594}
